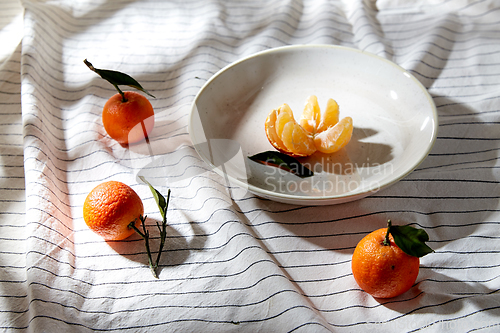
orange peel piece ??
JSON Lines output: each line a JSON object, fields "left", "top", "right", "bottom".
{"left": 265, "top": 95, "right": 352, "bottom": 157}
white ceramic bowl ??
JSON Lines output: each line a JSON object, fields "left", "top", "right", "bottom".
{"left": 189, "top": 45, "right": 438, "bottom": 205}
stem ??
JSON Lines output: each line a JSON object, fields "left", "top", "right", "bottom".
{"left": 140, "top": 120, "right": 151, "bottom": 145}
{"left": 128, "top": 216, "right": 158, "bottom": 278}
{"left": 83, "top": 59, "right": 95, "bottom": 71}
{"left": 113, "top": 84, "right": 127, "bottom": 102}
{"left": 383, "top": 219, "right": 392, "bottom": 246}
{"left": 129, "top": 181, "right": 171, "bottom": 279}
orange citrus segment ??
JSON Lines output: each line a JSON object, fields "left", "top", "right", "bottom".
{"left": 265, "top": 109, "right": 284, "bottom": 149}
{"left": 282, "top": 122, "right": 316, "bottom": 156}
{"left": 275, "top": 104, "right": 294, "bottom": 137}
{"left": 300, "top": 95, "right": 321, "bottom": 135}
{"left": 314, "top": 116, "right": 353, "bottom": 154}
{"left": 265, "top": 103, "right": 316, "bottom": 157}
{"left": 317, "top": 98, "right": 340, "bottom": 133}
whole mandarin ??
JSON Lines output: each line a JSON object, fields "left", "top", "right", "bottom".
{"left": 102, "top": 91, "right": 154, "bottom": 145}
{"left": 83, "top": 181, "right": 143, "bottom": 241}
{"left": 351, "top": 227, "right": 420, "bottom": 298}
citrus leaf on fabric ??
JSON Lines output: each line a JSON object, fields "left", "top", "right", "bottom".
{"left": 248, "top": 151, "right": 313, "bottom": 178}
{"left": 139, "top": 176, "right": 167, "bottom": 221}
{"left": 84, "top": 59, "right": 155, "bottom": 98}
{"left": 389, "top": 222, "right": 434, "bottom": 258}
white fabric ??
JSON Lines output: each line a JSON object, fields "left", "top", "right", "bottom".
{"left": 1, "top": 0, "right": 500, "bottom": 331}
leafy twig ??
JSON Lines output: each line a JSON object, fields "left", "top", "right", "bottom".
{"left": 128, "top": 216, "right": 157, "bottom": 278}
{"left": 140, "top": 176, "right": 171, "bottom": 269}
{"left": 128, "top": 177, "right": 171, "bottom": 278}
{"left": 84, "top": 59, "right": 155, "bottom": 102}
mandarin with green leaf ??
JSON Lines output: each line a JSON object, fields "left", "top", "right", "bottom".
{"left": 84, "top": 59, "right": 155, "bottom": 146}
{"left": 351, "top": 220, "right": 432, "bottom": 298}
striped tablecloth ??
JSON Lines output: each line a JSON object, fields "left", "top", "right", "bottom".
{"left": 1, "top": 0, "right": 499, "bottom": 332}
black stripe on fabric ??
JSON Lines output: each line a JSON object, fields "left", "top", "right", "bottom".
{"left": 26, "top": 305, "right": 318, "bottom": 332}
{"left": 422, "top": 263, "right": 500, "bottom": 270}
{"left": 407, "top": 305, "right": 500, "bottom": 333}
{"left": 27, "top": 228, "right": 351, "bottom": 265}
{"left": 466, "top": 321, "right": 500, "bottom": 333}
{"left": 25, "top": 276, "right": 296, "bottom": 305}
{"left": 25, "top": 270, "right": 295, "bottom": 298}
{"left": 328, "top": 293, "right": 499, "bottom": 329}
{"left": 23, "top": 3, "right": 350, "bottom": 38}
{"left": 415, "top": 156, "right": 500, "bottom": 172}
{"left": 26, "top": 288, "right": 304, "bottom": 315}
{"left": 287, "top": 322, "right": 333, "bottom": 333}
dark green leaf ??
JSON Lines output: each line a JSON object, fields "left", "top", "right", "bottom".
{"left": 390, "top": 224, "right": 434, "bottom": 258}
{"left": 248, "top": 151, "right": 313, "bottom": 178}
{"left": 84, "top": 59, "right": 155, "bottom": 98}
{"left": 139, "top": 176, "right": 167, "bottom": 221}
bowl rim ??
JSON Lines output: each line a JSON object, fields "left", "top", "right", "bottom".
{"left": 188, "top": 44, "right": 438, "bottom": 205}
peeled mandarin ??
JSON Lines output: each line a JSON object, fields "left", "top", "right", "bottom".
{"left": 265, "top": 95, "right": 353, "bottom": 157}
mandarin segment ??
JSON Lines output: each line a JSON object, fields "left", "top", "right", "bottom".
{"left": 281, "top": 122, "right": 316, "bottom": 157}
{"left": 300, "top": 95, "right": 321, "bottom": 135}
{"left": 314, "top": 116, "right": 353, "bottom": 154}
{"left": 265, "top": 109, "right": 285, "bottom": 151}
{"left": 264, "top": 95, "right": 353, "bottom": 157}
{"left": 265, "top": 103, "right": 316, "bottom": 157}
{"left": 275, "top": 104, "right": 294, "bottom": 137}
{"left": 317, "top": 98, "right": 340, "bottom": 133}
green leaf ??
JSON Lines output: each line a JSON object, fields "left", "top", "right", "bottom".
{"left": 138, "top": 176, "right": 167, "bottom": 221}
{"left": 84, "top": 59, "right": 155, "bottom": 98}
{"left": 248, "top": 151, "right": 313, "bottom": 178}
{"left": 389, "top": 221, "right": 434, "bottom": 258}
